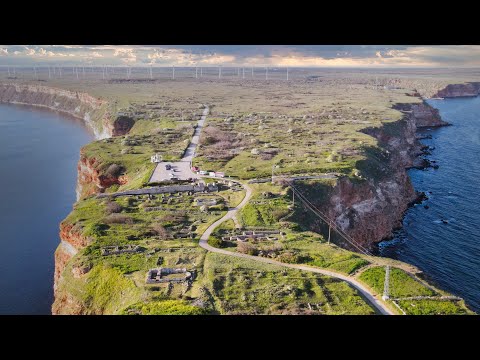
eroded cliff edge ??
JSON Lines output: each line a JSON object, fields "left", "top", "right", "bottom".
{"left": 298, "top": 101, "right": 450, "bottom": 250}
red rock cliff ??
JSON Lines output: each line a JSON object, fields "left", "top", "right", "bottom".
{"left": 76, "top": 150, "right": 129, "bottom": 200}
{"left": 307, "top": 101, "right": 446, "bottom": 250}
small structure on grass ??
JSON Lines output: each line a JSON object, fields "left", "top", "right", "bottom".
{"left": 146, "top": 267, "right": 193, "bottom": 284}
{"left": 101, "top": 245, "right": 142, "bottom": 256}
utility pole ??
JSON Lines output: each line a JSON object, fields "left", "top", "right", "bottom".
{"left": 48, "top": 66, "right": 51, "bottom": 79}
{"left": 219, "top": 65, "right": 221, "bottom": 79}
{"left": 292, "top": 189, "right": 295, "bottom": 207}
{"left": 287, "top": 67, "right": 289, "bottom": 81}
{"left": 33, "top": 66, "right": 37, "bottom": 79}
{"left": 328, "top": 222, "right": 331, "bottom": 244}
{"left": 237, "top": 67, "right": 240, "bottom": 77}
{"left": 266, "top": 66, "right": 268, "bottom": 80}
{"left": 242, "top": 67, "right": 245, "bottom": 79}
{"left": 172, "top": 65, "right": 175, "bottom": 79}
{"left": 252, "top": 67, "right": 254, "bottom": 78}
{"left": 150, "top": 66, "right": 153, "bottom": 79}
{"left": 195, "top": 66, "right": 198, "bottom": 79}
{"left": 200, "top": 67, "right": 203, "bottom": 78}
{"left": 382, "top": 266, "right": 390, "bottom": 301}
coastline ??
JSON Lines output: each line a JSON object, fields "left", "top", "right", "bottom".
{"left": 0, "top": 80, "right": 476, "bottom": 314}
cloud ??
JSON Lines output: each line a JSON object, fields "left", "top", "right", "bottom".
{"left": 1, "top": 45, "right": 480, "bottom": 68}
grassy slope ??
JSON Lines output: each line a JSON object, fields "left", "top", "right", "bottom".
{"left": 46, "top": 73, "right": 479, "bottom": 315}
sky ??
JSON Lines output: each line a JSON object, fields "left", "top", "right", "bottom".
{"left": 1, "top": 45, "right": 480, "bottom": 68}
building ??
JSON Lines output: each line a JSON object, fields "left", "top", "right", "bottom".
{"left": 151, "top": 153, "right": 162, "bottom": 163}
{"left": 215, "top": 172, "right": 225, "bottom": 178}
{"left": 191, "top": 166, "right": 199, "bottom": 172}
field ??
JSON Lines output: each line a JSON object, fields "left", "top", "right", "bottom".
{"left": 17, "top": 67, "right": 478, "bottom": 315}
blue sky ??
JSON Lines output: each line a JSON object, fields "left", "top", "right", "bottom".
{"left": 1, "top": 45, "right": 480, "bottom": 67}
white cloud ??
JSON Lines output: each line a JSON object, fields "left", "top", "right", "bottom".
{"left": 0, "top": 48, "right": 8, "bottom": 55}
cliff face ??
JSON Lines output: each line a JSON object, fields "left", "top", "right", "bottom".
{"left": 433, "top": 82, "right": 480, "bottom": 98}
{"left": 308, "top": 101, "right": 445, "bottom": 250}
{"left": 76, "top": 151, "right": 128, "bottom": 199}
{"left": 0, "top": 82, "right": 113, "bottom": 139}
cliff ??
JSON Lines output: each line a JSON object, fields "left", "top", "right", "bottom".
{"left": 433, "top": 82, "right": 480, "bottom": 98}
{"left": 0, "top": 82, "right": 135, "bottom": 139}
{"left": 304, "top": 101, "right": 446, "bottom": 250}
{"left": 0, "top": 82, "right": 113, "bottom": 139}
{"left": 76, "top": 151, "right": 129, "bottom": 199}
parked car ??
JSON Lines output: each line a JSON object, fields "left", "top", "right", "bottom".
{"left": 165, "top": 164, "right": 172, "bottom": 170}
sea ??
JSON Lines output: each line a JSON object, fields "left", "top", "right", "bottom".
{"left": 0, "top": 104, "right": 93, "bottom": 314}
{"left": 379, "top": 96, "right": 480, "bottom": 313}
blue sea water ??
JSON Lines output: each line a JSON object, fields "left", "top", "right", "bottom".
{"left": 0, "top": 104, "right": 92, "bottom": 314}
{"left": 379, "top": 96, "right": 480, "bottom": 313}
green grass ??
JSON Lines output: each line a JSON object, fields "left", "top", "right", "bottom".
{"left": 397, "top": 299, "right": 470, "bottom": 315}
{"left": 202, "top": 252, "right": 375, "bottom": 315}
{"left": 389, "top": 268, "right": 436, "bottom": 298}
{"left": 82, "top": 265, "right": 142, "bottom": 314}
{"left": 121, "top": 300, "right": 209, "bottom": 315}
{"left": 358, "top": 267, "right": 386, "bottom": 295}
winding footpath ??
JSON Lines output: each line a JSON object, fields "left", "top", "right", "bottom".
{"left": 199, "top": 182, "right": 394, "bottom": 315}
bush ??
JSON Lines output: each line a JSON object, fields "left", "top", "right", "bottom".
{"left": 105, "top": 163, "right": 124, "bottom": 177}
{"left": 237, "top": 242, "right": 257, "bottom": 255}
{"left": 276, "top": 251, "right": 302, "bottom": 264}
{"left": 103, "top": 213, "right": 134, "bottom": 225}
{"left": 105, "top": 201, "right": 122, "bottom": 215}
{"left": 151, "top": 224, "right": 170, "bottom": 239}
{"left": 208, "top": 237, "right": 224, "bottom": 248}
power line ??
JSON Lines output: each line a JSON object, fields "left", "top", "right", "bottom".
{"left": 290, "top": 183, "right": 372, "bottom": 255}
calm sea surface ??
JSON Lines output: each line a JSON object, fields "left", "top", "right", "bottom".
{"left": 0, "top": 104, "right": 92, "bottom": 314}
{"left": 380, "top": 97, "right": 480, "bottom": 313}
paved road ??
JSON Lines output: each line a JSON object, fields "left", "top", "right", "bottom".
{"left": 149, "top": 106, "right": 209, "bottom": 183}
{"left": 198, "top": 182, "right": 394, "bottom": 315}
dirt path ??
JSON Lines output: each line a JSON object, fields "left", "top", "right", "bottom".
{"left": 198, "top": 182, "right": 395, "bottom": 315}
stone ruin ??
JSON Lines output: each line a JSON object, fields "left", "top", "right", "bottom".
{"left": 146, "top": 267, "right": 194, "bottom": 284}
{"left": 101, "top": 244, "right": 142, "bottom": 256}
{"left": 222, "top": 230, "right": 283, "bottom": 242}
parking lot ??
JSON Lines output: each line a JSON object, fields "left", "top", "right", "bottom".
{"left": 149, "top": 160, "right": 199, "bottom": 182}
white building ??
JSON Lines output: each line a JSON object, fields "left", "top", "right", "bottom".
{"left": 151, "top": 153, "right": 162, "bottom": 163}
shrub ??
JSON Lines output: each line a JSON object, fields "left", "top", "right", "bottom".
{"left": 105, "top": 163, "right": 124, "bottom": 177}
{"left": 208, "top": 237, "right": 224, "bottom": 248}
{"left": 151, "top": 224, "right": 170, "bottom": 239}
{"left": 276, "top": 251, "right": 302, "bottom": 264}
{"left": 237, "top": 242, "right": 257, "bottom": 255}
{"left": 104, "top": 213, "right": 134, "bottom": 225}
{"left": 105, "top": 201, "right": 122, "bottom": 215}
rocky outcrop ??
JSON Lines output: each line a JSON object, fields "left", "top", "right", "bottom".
{"left": 307, "top": 101, "right": 446, "bottom": 250}
{"left": 76, "top": 151, "right": 128, "bottom": 199}
{"left": 108, "top": 115, "right": 135, "bottom": 136}
{"left": 0, "top": 82, "right": 113, "bottom": 139}
{"left": 411, "top": 103, "right": 449, "bottom": 128}
{"left": 0, "top": 82, "right": 136, "bottom": 139}
{"left": 433, "top": 82, "right": 480, "bottom": 98}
